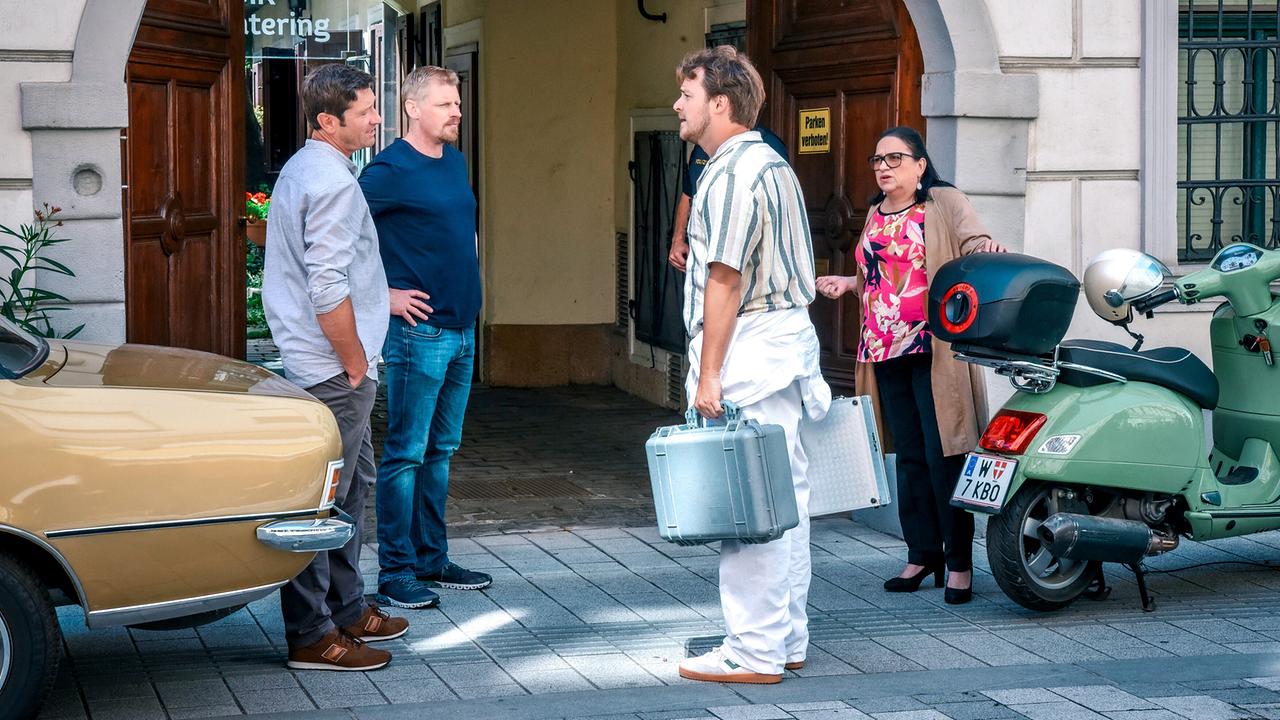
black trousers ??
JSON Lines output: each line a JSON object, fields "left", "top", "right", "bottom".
{"left": 874, "top": 353, "right": 973, "bottom": 572}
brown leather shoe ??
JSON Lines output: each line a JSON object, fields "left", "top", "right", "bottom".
{"left": 785, "top": 660, "right": 805, "bottom": 670}
{"left": 286, "top": 629, "right": 391, "bottom": 671}
{"left": 343, "top": 606, "right": 409, "bottom": 642}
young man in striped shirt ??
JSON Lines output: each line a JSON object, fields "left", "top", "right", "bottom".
{"left": 673, "top": 46, "right": 831, "bottom": 685}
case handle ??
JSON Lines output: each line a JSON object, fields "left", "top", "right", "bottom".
{"left": 685, "top": 400, "right": 742, "bottom": 428}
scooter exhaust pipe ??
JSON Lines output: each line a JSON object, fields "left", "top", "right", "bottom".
{"left": 1037, "top": 512, "right": 1179, "bottom": 564}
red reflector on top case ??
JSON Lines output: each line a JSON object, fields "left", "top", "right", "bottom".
{"left": 939, "top": 283, "right": 979, "bottom": 334}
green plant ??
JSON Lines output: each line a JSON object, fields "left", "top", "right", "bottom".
{"left": 246, "top": 187, "right": 271, "bottom": 222}
{"left": 0, "top": 204, "right": 82, "bottom": 339}
{"left": 246, "top": 271, "right": 269, "bottom": 335}
{"left": 245, "top": 245, "right": 270, "bottom": 339}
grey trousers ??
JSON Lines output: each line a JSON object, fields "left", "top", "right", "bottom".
{"left": 281, "top": 372, "right": 377, "bottom": 649}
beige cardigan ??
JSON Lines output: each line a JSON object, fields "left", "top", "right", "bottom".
{"left": 853, "top": 185, "right": 992, "bottom": 457}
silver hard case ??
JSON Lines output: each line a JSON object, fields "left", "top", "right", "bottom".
{"left": 801, "top": 395, "right": 892, "bottom": 517}
{"left": 645, "top": 403, "right": 799, "bottom": 545}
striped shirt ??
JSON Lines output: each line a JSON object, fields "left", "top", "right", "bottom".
{"left": 683, "top": 131, "right": 816, "bottom": 337}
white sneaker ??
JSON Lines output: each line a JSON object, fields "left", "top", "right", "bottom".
{"left": 678, "top": 647, "right": 782, "bottom": 684}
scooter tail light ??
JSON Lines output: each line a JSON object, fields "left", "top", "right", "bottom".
{"left": 979, "top": 410, "right": 1048, "bottom": 455}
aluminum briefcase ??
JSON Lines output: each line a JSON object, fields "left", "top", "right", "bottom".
{"left": 646, "top": 402, "right": 799, "bottom": 545}
{"left": 801, "top": 395, "right": 892, "bottom": 517}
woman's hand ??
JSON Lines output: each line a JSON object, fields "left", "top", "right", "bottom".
{"left": 975, "top": 238, "right": 1007, "bottom": 253}
{"left": 816, "top": 275, "right": 856, "bottom": 299}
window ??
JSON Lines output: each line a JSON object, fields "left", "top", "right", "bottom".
{"left": 1177, "top": 1, "right": 1280, "bottom": 262}
{"left": 706, "top": 21, "right": 746, "bottom": 50}
{"left": 245, "top": 1, "right": 414, "bottom": 185}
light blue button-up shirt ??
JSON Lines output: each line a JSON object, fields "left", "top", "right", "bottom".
{"left": 263, "top": 140, "right": 390, "bottom": 389}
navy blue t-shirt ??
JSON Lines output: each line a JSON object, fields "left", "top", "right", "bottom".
{"left": 359, "top": 139, "right": 481, "bottom": 329}
{"left": 682, "top": 125, "right": 789, "bottom": 198}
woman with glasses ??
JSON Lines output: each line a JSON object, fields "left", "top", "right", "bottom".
{"left": 816, "top": 126, "right": 1004, "bottom": 605}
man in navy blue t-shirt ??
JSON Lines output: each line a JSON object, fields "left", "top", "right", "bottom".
{"left": 668, "top": 124, "right": 788, "bottom": 271}
{"left": 359, "top": 65, "right": 490, "bottom": 610}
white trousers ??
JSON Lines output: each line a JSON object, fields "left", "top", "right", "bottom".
{"left": 717, "top": 381, "right": 811, "bottom": 675}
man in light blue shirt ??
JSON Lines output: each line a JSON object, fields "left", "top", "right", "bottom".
{"left": 263, "top": 63, "right": 406, "bottom": 673}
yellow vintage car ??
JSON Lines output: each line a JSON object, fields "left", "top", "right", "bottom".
{"left": 0, "top": 318, "right": 350, "bottom": 719}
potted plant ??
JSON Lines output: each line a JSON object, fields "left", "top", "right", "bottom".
{"left": 245, "top": 188, "right": 271, "bottom": 247}
{"left": 0, "top": 204, "right": 83, "bottom": 338}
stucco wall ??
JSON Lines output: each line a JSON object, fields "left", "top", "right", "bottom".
{"left": 981, "top": 0, "right": 1213, "bottom": 370}
{"left": 458, "top": 0, "right": 618, "bottom": 327}
{"left": 442, "top": 0, "right": 484, "bottom": 27}
{"left": 0, "top": 0, "right": 82, "bottom": 315}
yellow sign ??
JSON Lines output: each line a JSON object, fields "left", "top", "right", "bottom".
{"left": 798, "top": 108, "right": 831, "bottom": 154}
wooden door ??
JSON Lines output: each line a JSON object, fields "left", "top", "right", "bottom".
{"left": 125, "top": 0, "right": 245, "bottom": 357}
{"left": 749, "top": 0, "right": 923, "bottom": 395}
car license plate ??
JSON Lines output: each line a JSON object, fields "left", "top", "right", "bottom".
{"left": 951, "top": 453, "right": 1016, "bottom": 512}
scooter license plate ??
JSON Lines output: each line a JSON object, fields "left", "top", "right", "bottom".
{"left": 951, "top": 453, "right": 1017, "bottom": 512}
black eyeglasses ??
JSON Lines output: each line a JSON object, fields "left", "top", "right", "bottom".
{"left": 867, "top": 152, "right": 918, "bottom": 169}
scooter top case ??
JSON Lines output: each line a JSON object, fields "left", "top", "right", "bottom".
{"left": 929, "top": 253, "right": 1080, "bottom": 356}
{"left": 645, "top": 402, "right": 799, "bottom": 546}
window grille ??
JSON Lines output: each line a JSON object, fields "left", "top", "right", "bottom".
{"left": 1178, "top": 1, "right": 1280, "bottom": 262}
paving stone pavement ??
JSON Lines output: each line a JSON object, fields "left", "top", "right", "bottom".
{"left": 40, "top": 515, "right": 1280, "bottom": 720}
{"left": 40, "top": 363, "right": 1280, "bottom": 719}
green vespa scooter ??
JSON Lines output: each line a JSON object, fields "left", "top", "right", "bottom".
{"left": 926, "top": 243, "right": 1280, "bottom": 612}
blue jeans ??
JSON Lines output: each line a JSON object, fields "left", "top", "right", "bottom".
{"left": 376, "top": 318, "right": 474, "bottom": 584}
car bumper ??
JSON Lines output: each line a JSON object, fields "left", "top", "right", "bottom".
{"left": 256, "top": 513, "right": 354, "bottom": 552}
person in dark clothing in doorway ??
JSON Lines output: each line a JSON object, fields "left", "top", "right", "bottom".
{"left": 359, "top": 65, "right": 489, "bottom": 610}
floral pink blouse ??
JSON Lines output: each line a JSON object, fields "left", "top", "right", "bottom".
{"left": 857, "top": 202, "right": 932, "bottom": 362}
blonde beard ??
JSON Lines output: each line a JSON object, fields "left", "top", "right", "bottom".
{"left": 679, "top": 115, "right": 709, "bottom": 145}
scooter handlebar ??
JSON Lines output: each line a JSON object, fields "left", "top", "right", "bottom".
{"left": 1132, "top": 289, "right": 1179, "bottom": 314}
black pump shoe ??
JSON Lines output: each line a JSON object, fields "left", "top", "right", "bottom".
{"left": 944, "top": 585, "right": 973, "bottom": 604}
{"left": 883, "top": 563, "right": 944, "bottom": 593}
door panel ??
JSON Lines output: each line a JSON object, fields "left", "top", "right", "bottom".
{"left": 175, "top": 84, "right": 214, "bottom": 211}
{"left": 125, "top": 0, "right": 244, "bottom": 357}
{"left": 749, "top": 0, "right": 922, "bottom": 396}
{"left": 171, "top": 232, "right": 216, "bottom": 349}
{"left": 127, "top": 81, "right": 171, "bottom": 214}
{"left": 144, "top": 0, "right": 223, "bottom": 24}
{"left": 776, "top": 0, "right": 896, "bottom": 46}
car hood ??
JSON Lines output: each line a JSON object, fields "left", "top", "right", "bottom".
{"left": 37, "top": 340, "right": 316, "bottom": 400}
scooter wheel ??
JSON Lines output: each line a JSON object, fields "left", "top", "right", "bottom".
{"left": 986, "top": 482, "right": 1103, "bottom": 612}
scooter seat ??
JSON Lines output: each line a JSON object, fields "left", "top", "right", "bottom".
{"left": 1057, "top": 339, "right": 1219, "bottom": 409}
